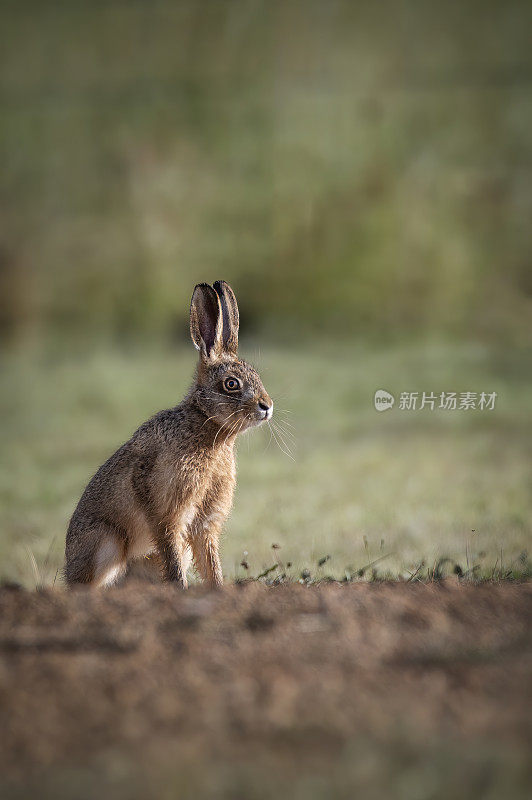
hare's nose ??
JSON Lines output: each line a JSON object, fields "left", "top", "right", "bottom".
{"left": 258, "top": 399, "right": 273, "bottom": 419}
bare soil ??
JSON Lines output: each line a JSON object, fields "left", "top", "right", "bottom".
{"left": 1, "top": 580, "right": 531, "bottom": 798}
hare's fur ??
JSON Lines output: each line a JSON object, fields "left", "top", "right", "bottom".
{"left": 65, "top": 281, "right": 272, "bottom": 588}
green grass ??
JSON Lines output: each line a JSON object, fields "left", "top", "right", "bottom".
{"left": 0, "top": 339, "right": 531, "bottom": 586}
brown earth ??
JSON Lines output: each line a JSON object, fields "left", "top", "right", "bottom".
{"left": 1, "top": 580, "right": 531, "bottom": 799}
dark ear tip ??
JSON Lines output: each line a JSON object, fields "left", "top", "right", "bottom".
{"left": 192, "top": 282, "right": 213, "bottom": 293}
{"left": 191, "top": 283, "right": 220, "bottom": 303}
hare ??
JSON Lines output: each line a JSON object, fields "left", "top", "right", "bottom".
{"left": 65, "top": 281, "right": 272, "bottom": 589}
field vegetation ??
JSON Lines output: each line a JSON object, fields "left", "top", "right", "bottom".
{"left": 1, "top": 340, "right": 530, "bottom": 587}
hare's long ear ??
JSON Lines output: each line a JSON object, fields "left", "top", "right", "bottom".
{"left": 213, "top": 280, "right": 239, "bottom": 355}
{"left": 190, "top": 283, "right": 222, "bottom": 359}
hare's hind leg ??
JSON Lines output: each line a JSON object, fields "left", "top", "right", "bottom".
{"left": 93, "top": 533, "right": 127, "bottom": 587}
{"left": 65, "top": 523, "right": 127, "bottom": 588}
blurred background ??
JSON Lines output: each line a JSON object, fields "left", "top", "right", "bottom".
{"left": 1, "top": 0, "right": 531, "bottom": 583}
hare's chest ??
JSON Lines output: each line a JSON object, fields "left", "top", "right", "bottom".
{"left": 211, "top": 448, "right": 236, "bottom": 490}
{"left": 190, "top": 455, "right": 235, "bottom": 528}
{"left": 168, "top": 453, "right": 235, "bottom": 534}
{"left": 162, "top": 447, "right": 234, "bottom": 504}
{"left": 195, "top": 449, "right": 236, "bottom": 509}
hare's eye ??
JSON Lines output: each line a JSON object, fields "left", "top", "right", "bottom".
{"left": 223, "top": 377, "right": 241, "bottom": 392}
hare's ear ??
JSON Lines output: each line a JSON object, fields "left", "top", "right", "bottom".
{"left": 213, "top": 280, "right": 239, "bottom": 355}
{"left": 190, "top": 283, "right": 222, "bottom": 359}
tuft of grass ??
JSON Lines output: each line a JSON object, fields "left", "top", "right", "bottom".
{"left": 234, "top": 544, "right": 532, "bottom": 587}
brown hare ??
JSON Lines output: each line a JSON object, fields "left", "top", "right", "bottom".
{"left": 65, "top": 281, "right": 272, "bottom": 588}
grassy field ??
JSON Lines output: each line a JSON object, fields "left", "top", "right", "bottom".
{"left": 1, "top": 339, "right": 530, "bottom": 586}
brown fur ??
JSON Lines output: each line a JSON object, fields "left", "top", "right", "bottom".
{"left": 65, "top": 281, "right": 272, "bottom": 589}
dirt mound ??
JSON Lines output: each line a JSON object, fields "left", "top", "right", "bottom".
{"left": 1, "top": 581, "right": 531, "bottom": 796}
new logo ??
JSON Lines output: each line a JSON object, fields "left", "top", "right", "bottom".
{"left": 374, "top": 389, "right": 395, "bottom": 412}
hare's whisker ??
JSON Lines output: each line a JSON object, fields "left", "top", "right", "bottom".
{"left": 270, "top": 424, "right": 293, "bottom": 461}
{"left": 224, "top": 417, "right": 243, "bottom": 446}
{"left": 272, "top": 419, "right": 296, "bottom": 444}
{"left": 274, "top": 419, "right": 296, "bottom": 438}
{"left": 212, "top": 409, "right": 241, "bottom": 448}
{"left": 199, "top": 414, "right": 220, "bottom": 430}
{"left": 262, "top": 423, "right": 274, "bottom": 454}
{"left": 271, "top": 420, "right": 295, "bottom": 458}
{"left": 276, "top": 416, "right": 295, "bottom": 429}
{"left": 268, "top": 421, "right": 295, "bottom": 461}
